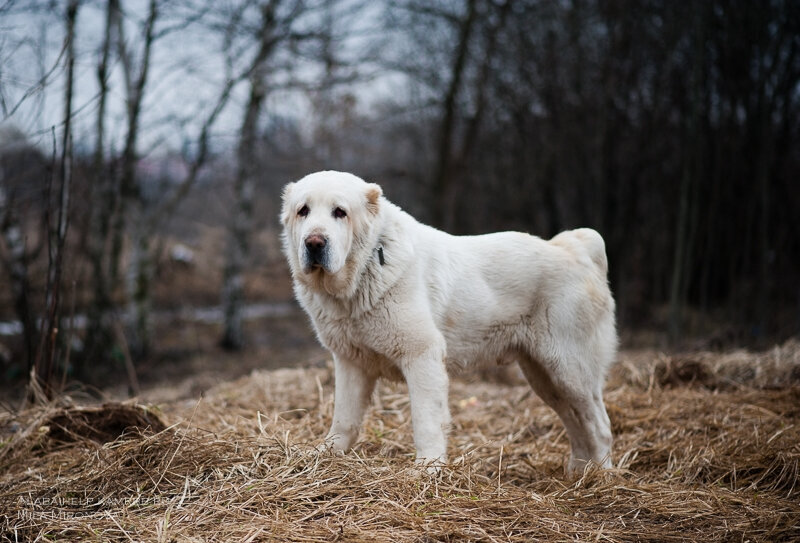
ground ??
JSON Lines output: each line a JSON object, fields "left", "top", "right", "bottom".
{"left": 1, "top": 340, "right": 798, "bottom": 542}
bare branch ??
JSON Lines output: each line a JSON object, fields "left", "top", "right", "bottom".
{"left": 2, "top": 40, "right": 68, "bottom": 120}
{"left": 388, "top": 0, "right": 461, "bottom": 25}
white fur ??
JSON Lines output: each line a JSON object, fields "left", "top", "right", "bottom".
{"left": 281, "top": 171, "right": 617, "bottom": 475}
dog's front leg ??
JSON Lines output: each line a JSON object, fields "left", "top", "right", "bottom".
{"left": 324, "top": 355, "right": 376, "bottom": 452}
{"left": 402, "top": 350, "right": 451, "bottom": 470}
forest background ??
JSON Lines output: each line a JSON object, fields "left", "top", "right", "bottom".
{"left": 1, "top": 0, "right": 798, "bottom": 400}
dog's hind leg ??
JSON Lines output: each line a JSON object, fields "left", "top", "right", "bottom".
{"left": 517, "top": 352, "right": 613, "bottom": 476}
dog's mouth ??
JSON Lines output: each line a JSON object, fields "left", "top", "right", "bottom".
{"left": 302, "top": 262, "right": 324, "bottom": 274}
{"left": 303, "top": 252, "right": 329, "bottom": 274}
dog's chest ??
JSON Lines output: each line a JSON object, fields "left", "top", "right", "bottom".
{"left": 308, "top": 303, "right": 403, "bottom": 380}
{"left": 313, "top": 311, "right": 361, "bottom": 355}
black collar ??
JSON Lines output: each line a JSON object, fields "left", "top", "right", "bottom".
{"left": 376, "top": 244, "right": 385, "bottom": 266}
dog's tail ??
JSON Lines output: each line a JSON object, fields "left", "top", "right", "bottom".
{"left": 551, "top": 228, "right": 608, "bottom": 275}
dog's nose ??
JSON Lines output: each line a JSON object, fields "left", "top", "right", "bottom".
{"left": 305, "top": 234, "right": 327, "bottom": 252}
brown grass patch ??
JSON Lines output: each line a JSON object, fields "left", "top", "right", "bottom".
{"left": 14, "top": 404, "right": 165, "bottom": 447}
{"left": 1, "top": 342, "right": 799, "bottom": 542}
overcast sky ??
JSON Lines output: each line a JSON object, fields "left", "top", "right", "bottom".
{"left": 0, "top": 0, "right": 403, "bottom": 158}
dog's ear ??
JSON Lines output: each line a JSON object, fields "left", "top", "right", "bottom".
{"left": 365, "top": 183, "right": 382, "bottom": 215}
{"left": 279, "top": 182, "right": 295, "bottom": 225}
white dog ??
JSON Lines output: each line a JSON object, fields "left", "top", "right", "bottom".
{"left": 281, "top": 171, "right": 617, "bottom": 475}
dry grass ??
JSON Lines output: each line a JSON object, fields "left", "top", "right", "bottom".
{"left": 1, "top": 341, "right": 799, "bottom": 542}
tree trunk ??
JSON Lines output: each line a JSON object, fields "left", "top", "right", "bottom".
{"left": 116, "top": 0, "right": 158, "bottom": 359}
{"left": 221, "top": 2, "right": 276, "bottom": 350}
{"left": 85, "top": 0, "right": 120, "bottom": 366}
{"left": 431, "top": 0, "right": 477, "bottom": 233}
{"left": 221, "top": 126, "right": 259, "bottom": 350}
{"left": 668, "top": 4, "right": 705, "bottom": 345}
{"left": 31, "top": 0, "right": 78, "bottom": 401}
{"left": 127, "top": 227, "right": 153, "bottom": 360}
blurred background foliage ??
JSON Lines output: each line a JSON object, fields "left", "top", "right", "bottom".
{"left": 0, "top": 0, "right": 798, "bottom": 398}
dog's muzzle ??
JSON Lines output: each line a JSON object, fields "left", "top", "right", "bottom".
{"left": 304, "top": 234, "right": 328, "bottom": 270}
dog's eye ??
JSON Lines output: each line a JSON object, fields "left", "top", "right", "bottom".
{"left": 333, "top": 207, "right": 347, "bottom": 219}
{"left": 297, "top": 205, "right": 309, "bottom": 217}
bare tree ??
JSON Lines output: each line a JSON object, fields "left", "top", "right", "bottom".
{"left": 83, "top": 0, "right": 121, "bottom": 366}
{"left": 220, "top": 0, "right": 345, "bottom": 350}
{"left": 430, "top": 0, "right": 476, "bottom": 233}
{"left": 384, "top": 0, "right": 510, "bottom": 233}
{"left": 0, "top": 2, "right": 54, "bottom": 375}
{"left": 29, "top": 0, "right": 79, "bottom": 401}
{"left": 220, "top": 2, "right": 277, "bottom": 350}
{"left": 99, "top": 0, "right": 240, "bottom": 358}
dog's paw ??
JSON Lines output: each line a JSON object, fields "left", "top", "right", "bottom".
{"left": 414, "top": 456, "right": 446, "bottom": 476}
{"left": 313, "top": 439, "right": 346, "bottom": 456}
{"left": 565, "top": 455, "right": 613, "bottom": 479}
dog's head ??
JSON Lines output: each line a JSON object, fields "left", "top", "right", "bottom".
{"left": 281, "top": 171, "right": 382, "bottom": 294}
